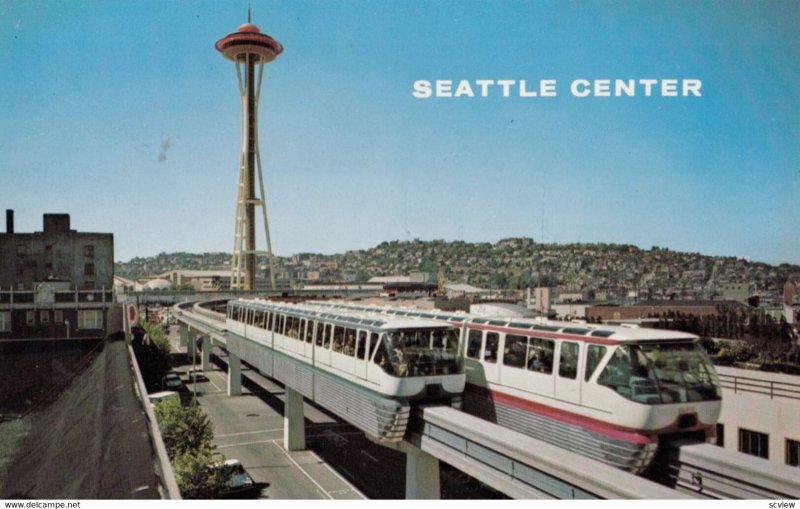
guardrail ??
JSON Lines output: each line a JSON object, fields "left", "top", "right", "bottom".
{"left": 665, "top": 441, "right": 800, "bottom": 499}
{"left": 717, "top": 373, "right": 800, "bottom": 401}
{"left": 125, "top": 306, "right": 181, "bottom": 499}
{"left": 410, "top": 406, "right": 692, "bottom": 499}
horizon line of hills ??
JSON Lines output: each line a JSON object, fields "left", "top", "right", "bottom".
{"left": 115, "top": 238, "right": 800, "bottom": 296}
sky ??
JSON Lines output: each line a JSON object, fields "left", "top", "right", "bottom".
{"left": 1, "top": 1, "right": 798, "bottom": 265}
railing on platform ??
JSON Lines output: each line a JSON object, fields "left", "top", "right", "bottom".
{"left": 717, "top": 373, "right": 800, "bottom": 401}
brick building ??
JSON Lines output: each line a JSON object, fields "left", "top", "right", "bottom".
{"left": 0, "top": 210, "right": 115, "bottom": 342}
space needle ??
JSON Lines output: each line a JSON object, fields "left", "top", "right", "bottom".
{"left": 216, "top": 17, "right": 283, "bottom": 291}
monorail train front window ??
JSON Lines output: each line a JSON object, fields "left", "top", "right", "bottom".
{"left": 377, "top": 328, "right": 461, "bottom": 377}
{"left": 598, "top": 342, "right": 721, "bottom": 404}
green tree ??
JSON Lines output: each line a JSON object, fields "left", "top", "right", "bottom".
{"left": 155, "top": 398, "right": 215, "bottom": 460}
{"left": 172, "top": 449, "right": 227, "bottom": 499}
{"left": 154, "top": 398, "right": 229, "bottom": 498}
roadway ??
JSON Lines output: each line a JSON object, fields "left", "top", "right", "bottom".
{"left": 166, "top": 325, "right": 365, "bottom": 499}
{"left": 166, "top": 325, "right": 502, "bottom": 499}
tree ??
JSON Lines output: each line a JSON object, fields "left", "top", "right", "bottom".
{"left": 132, "top": 320, "right": 172, "bottom": 392}
{"left": 172, "top": 449, "right": 228, "bottom": 499}
{"left": 155, "top": 398, "right": 215, "bottom": 460}
{"left": 154, "top": 398, "right": 228, "bottom": 498}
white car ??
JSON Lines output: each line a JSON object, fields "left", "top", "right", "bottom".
{"left": 186, "top": 369, "right": 208, "bottom": 382}
{"left": 211, "top": 459, "right": 255, "bottom": 497}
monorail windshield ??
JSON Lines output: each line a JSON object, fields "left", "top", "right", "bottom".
{"left": 375, "top": 327, "right": 461, "bottom": 377}
{"left": 598, "top": 342, "right": 721, "bottom": 404}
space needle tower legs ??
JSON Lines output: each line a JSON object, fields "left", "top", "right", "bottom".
{"left": 216, "top": 21, "right": 283, "bottom": 291}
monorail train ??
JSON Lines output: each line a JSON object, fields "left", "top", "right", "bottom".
{"left": 225, "top": 299, "right": 465, "bottom": 443}
{"left": 314, "top": 301, "right": 723, "bottom": 473}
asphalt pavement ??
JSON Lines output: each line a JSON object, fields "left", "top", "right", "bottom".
{"left": 167, "top": 326, "right": 367, "bottom": 500}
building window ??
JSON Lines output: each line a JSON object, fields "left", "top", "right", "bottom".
{"left": 84, "top": 245, "right": 94, "bottom": 257}
{"left": 54, "top": 310, "right": 63, "bottom": 324}
{"left": 716, "top": 423, "right": 725, "bottom": 447}
{"left": 41, "top": 310, "right": 50, "bottom": 325}
{"left": 78, "top": 310, "right": 103, "bottom": 330}
{"left": 739, "top": 428, "right": 769, "bottom": 459}
{"left": 85, "top": 263, "right": 95, "bottom": 276}
{"left": 787, "top": 439, "right": 800, "bottom": 467}
{"left": 0, "top": 312, "right": 11, "bottom": 332}
{"left": 26, "top": 311, "right": 35, "bottom": 326}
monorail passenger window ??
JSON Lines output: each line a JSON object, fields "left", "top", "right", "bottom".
{"left": 484, "top": 333, "right": 499, "bottom": 363}
{"left": 373, "top": 338, "right": 392, "bottom": 374}
{"left": 284, "top": 316, "right": 296, "bottom": 339}
{"left": 503, "top": 335, "right": 527, "bottom": 369}
{"left": 343, "top": 328, "right": 356, "bottom": 356}
{"left": 527, "top": 337, "right": 554, "bottom": 374}
{"left": 300, "top": 319, "right": 308, "bottom": 342}
{"left": 323, "top": 324, "right": 332, "bottom": 349}
{"left": 332, "top": 326, "right": 345, "bottom": 353}
{"left": 278, "top": 314, "right": 286, "bottom": 335}
{"left": 356, "top": 330, "right": 368, "bottom": 360}
{"left": 559, "top": 342, "right": 579, "bottom": 379}
{"left": 585, "top": 345, "right": 607, "bottom": 381}
{"left": 369, "top": 332, "right": 380, "bottom": 360}
{"left": 466, "top": 329, "right": 482, "bottom": 359}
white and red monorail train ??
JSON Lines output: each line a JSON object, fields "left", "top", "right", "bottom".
{"left": 225, "top": 299, "right": 465, "bottom": 443}
{"left": 314, "top": 301, "right": 722, "bottom": 473}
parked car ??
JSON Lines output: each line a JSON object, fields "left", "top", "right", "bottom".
{"left": 148, "top": 391, "right": 179, "bottom": 408}
{"left": 186, "top": 369, "right": 208, "bottom": 382}
{"left": 163, "top": 372, "right": 182, "bottom": 390}
{"left": 211, "top": 459, "right": 256, "bottom": 497}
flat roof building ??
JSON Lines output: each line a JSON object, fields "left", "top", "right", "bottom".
{"left": 0, "top": 211, "right": 114, "bottom": 342}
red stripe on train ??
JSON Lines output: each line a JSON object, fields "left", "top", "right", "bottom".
{"left": 466, "top": 383, "right": 654, "bottom": 445}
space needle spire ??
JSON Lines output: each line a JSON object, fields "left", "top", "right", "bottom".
{"left": 215, "top": 19, "right": 283, "bottom": 291}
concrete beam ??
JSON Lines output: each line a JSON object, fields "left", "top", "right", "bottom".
{"left": 227, "top": 353, "right": 242, "bottom": 396}
{"left": 283, "top": 387, "right": 306, "bottom": 451}
{"left": 186, "top": 329, "right": 197, "bottom": 358}
{"left": 201, "top": 335, "right": 211, "bottom": 371}
{"left": 179, "top": 324, "right": 188, "bottom": 348}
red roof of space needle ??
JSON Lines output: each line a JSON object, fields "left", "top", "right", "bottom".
{"left": 215, "top": 23, "right": 283, "bottom": 63}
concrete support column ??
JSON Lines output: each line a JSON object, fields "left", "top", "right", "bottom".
{"left": 186, "top": 329, "right": 197, "bottom": 358}
{"left": 227, "top": 352, "right": 242, "bottom": 396}
{"left": 201, "top": 335, "right": 211, "bottom": 371}
{"left": 283, "top": 387, "right": 306, "bottom": 451}
{"left": 179, "top": 324, "right": 188, "bottom": 348}
{"left": 403, "top": 444, "right": 441, "bottom": 499}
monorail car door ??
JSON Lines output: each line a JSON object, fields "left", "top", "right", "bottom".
{"left": 554, "top": 341, "right": 582, "bottom": 405}
{"left": 317, "top": 323, "right": 332, "bottom": 366}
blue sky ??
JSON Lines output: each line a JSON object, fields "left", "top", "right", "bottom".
{"left": 1, "top": 1, "right": 798, "bottom": 265}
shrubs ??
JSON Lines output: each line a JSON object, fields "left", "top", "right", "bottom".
{"left": 153, "top": 396, "right": 226, "bottom": 498}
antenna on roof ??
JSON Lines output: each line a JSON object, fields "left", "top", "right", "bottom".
{"left": 248, "top": 3, "right": 252, "bottom": 23}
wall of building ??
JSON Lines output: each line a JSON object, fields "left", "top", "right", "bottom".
{"left": 0, "top": 212, "right": 114, "bottom": 342}
{"left": 715, "top": 365, "right": 800, "bottom": 466}
{"left": 0, "top": 215, "right": 113, "bottom": 290}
